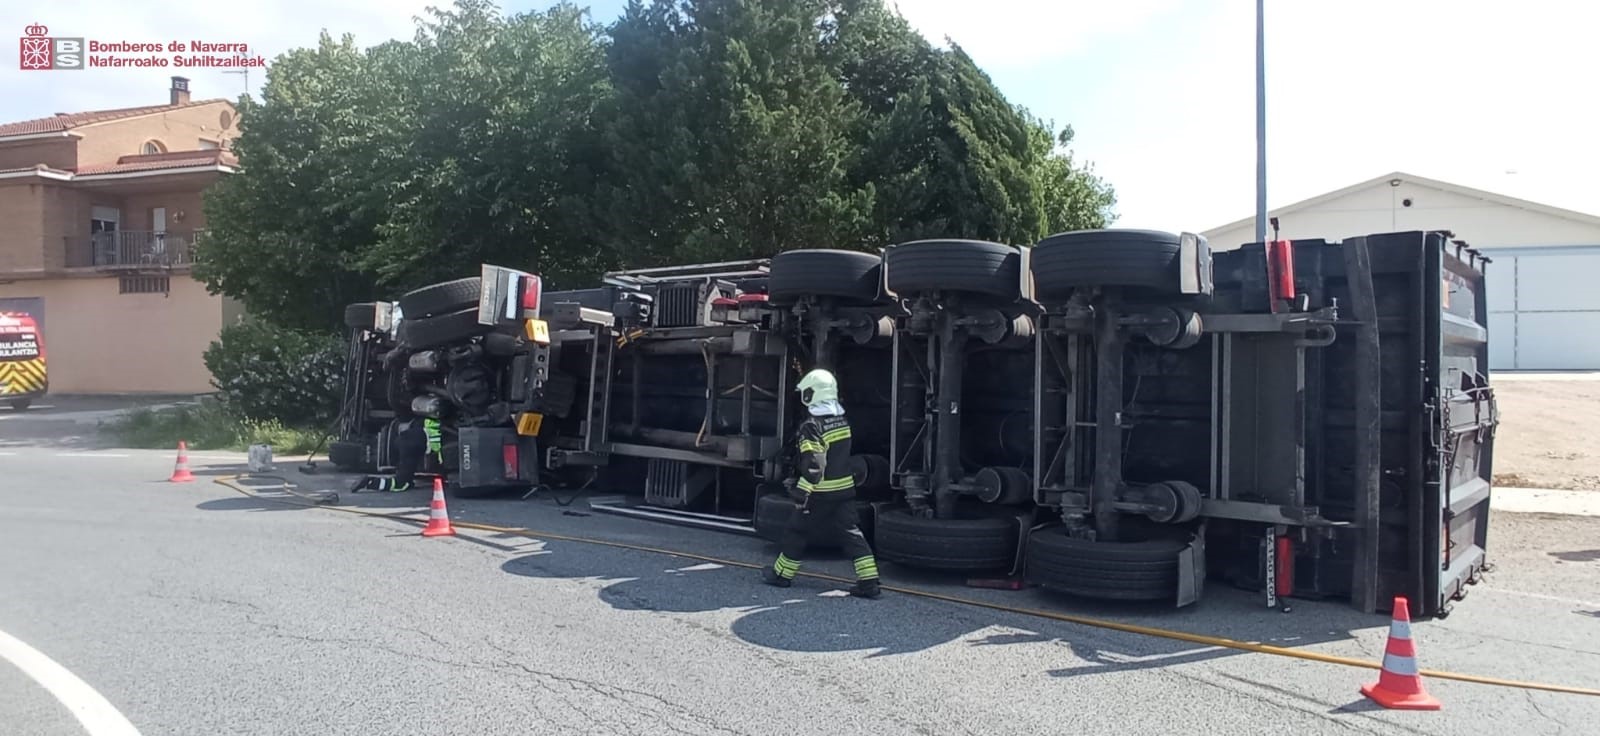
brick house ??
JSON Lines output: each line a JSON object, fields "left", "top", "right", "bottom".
{"left": 0, "top": 77, "right": 242, "bottom": 395}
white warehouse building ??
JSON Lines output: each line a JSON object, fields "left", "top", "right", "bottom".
{"left": 1203, "top": 172, "right": 1600, "bottom": 371}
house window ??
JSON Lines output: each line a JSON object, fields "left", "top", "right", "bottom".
{"left": 198, "top": 139, "right": 219, "bottom": 150}
{"left": 141, "top": 140, "right": 166, "bottom": 155}
{"left": 119, "top": 276, "right": 170, "bottom": 295}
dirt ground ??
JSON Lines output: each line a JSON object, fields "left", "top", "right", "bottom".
{"left": 1492, "top": 379, "right": 1600, "bottom": 490}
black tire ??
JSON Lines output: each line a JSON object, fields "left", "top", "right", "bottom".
{"left": 875, "top": 508, "right": 1018, "bottom": 571}
{"left": 768, "top": 249, "right": 884, "bottom": 305}
{"left": 401, "top": 308, "right": 493, "bottom": 349}
{"left": 885, "top": 240, "right": 1021, "bottom": 299}
{"left": 752, "top": 493, "right": 874, "bottom": 552}
{"left": 327, "top": 439, "right": 371, "bottom": 472}
{"left": 1030, "top": 229, "right": 1184, "bottom": 299}
{"left": 343, "top": 302, "right": 380, "bottom": 329}
{"left": 753, "top": 492, "right": 798, "bottom": 543}
{"left": 398, "top": 278, "right": 481, "bottom": 319}
{"left": 9, "top": 398, "right": 33, "bottom": 411}
{"left": 1024, "top": 531, "right": 1186, "bottom": 601}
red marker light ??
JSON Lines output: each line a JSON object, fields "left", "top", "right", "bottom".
{"left": 520, "top": 274, "right": 542, "bottom": 314}
{"left": 503, "top": 442, "right": 519, "bottom": 480}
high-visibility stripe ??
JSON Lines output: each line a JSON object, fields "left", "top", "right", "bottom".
{"left": 853, "top": 556, "right": 879, "bottom": 579}
{"left": 774, "top": 554, "right": 801, "bottom": 578}
{"left": 797, "top": 440, "right": 825, "bottom": 454}
{"left": 798, "top": 477, "right": 854, "bottom": 492}
{"left": 821, "top": 428, "right": 851, "bottom": 444}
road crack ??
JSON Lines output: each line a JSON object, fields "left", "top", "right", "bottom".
{"left": 1523, "top": 689, "right": 1569, "bottom": 733}
{"left": 479, "top": 637, "right": 748, "bottom": 736}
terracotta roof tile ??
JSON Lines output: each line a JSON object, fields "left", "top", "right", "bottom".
{"left": 75, "top": 153, "right": 234, "bottom": 176}
{"left": 0, "top": 99, "right": 229, "bottom": 138}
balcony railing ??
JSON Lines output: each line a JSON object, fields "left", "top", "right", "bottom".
{"left": 67, "top": 230, "right": 205, "bottom": 269}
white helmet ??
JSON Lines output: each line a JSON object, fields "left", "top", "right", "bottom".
{"left": 796, "top": 368, "right": 839, "bottom": 407}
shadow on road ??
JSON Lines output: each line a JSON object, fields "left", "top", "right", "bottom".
{"left": 498, "top": 537, "right": 1376, "bottom": 669}
{"left": 1550, "top": 549, "right": 1600, "bottom": 562}
{"left": 190, "top": 466, "right": 1380, "bottom": 674}
{"left": 500, "top": 546, "right": 1009, "bottom": 656}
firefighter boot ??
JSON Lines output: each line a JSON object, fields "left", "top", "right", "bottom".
{"left": 849, "top": 578, "right": 881, "bottom": 599}
{"left": 849, "top": 555, "right": 882, "bottom": 598}
{"left": 763, "top": 554, "right": 799, "bottom": 588}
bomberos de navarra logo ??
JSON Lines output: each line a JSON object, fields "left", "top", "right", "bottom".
{"left": 19, "top": 23, "right": 264, "bottom": 70}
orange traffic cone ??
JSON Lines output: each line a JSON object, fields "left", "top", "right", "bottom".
{"left": 421, "top": 477, "right": 456, "bottom": 537}
{"left": 169, "top": 440, "right": 196, "bottom": 483}
{"left": 1361, "top": 596, "right": 1441, "bottom": 710}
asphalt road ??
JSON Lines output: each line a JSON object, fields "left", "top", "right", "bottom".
{"left": 3, "top": 442, "right": 1600, "bottom": 735}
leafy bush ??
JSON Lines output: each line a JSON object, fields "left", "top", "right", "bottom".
{"left": 106, "top": 398, "right": 329, "bottom": 454}
{"left": 203, "top": 319, "right": 345, "bottom": 428}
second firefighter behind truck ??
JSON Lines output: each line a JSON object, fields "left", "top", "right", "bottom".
{"left": 762, "top": 368, "right": 882, "bottom": 598}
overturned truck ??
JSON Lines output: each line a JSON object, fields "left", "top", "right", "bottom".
{"left": 332, "top": 228, "right": 1497, "bottom": 617}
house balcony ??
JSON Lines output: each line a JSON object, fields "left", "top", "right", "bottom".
{"left": 65, "top": 230, "right": 205, "bottom": 270}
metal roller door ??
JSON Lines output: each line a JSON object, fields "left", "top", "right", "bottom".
{"left": 1483, "top": 246, "right": 1600, "bottom": 370}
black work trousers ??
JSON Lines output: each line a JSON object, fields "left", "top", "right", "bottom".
{"left": 780, "top": 491, "right": 873, "bottom": 563}
{"left": 391, "top": 419, "right": 427, "bottom": 489}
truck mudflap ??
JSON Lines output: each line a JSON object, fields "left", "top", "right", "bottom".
{"left": 455, "top": 426, "right": 539, "bottom": 491}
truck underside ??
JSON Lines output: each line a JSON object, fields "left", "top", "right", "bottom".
{"left": 331, "top": 228, "right": 1497, "bottom": 617}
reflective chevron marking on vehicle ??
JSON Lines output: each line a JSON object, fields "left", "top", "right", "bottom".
{"left": 0, "top": 358, "right": 46, "bottom": 394}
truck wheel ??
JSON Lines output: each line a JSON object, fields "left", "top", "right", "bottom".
{"left": 885, "top": 239, "right": 1021, "bottom": 299}
{"left": 753, "top": 492, "right": 798, "bottom": 542}
{"left": 768, "top": 249, "right": 884, "bottom": 305}
{"left": 327, "top": 439, "right": 372, "bottom": 472}
{"left": 874, "top": 507, "right": 1018, "bottom": 571}
{"left": 401, "top": 308, "right": 493, "bottom": 349}
{"left": 1023, "top": 530, "right": 1187, "bottom": 601}
{"left": 752, "top": 493, "right": 874, "bottom": 553}
{"left": 398, "top": 278, "right": 481, "bottom": 319}
{"left": 343, "top": 302, "right": 380, "bottom": 329}
{"left": 1030, "top": 229, "right": 1184, "bottom": 300}
{"left": 9, "top": 398, "right": 33, "bottom": 411}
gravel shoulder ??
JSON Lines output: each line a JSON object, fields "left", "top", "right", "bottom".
{"left": 1491, "top": 379, "right": 1600, "bottom": 491}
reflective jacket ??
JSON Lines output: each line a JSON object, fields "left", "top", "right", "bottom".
{"left": 424, "top": 418, "right": 442, "bottom": 459}
{"left": 795, "top": 414, "right": 853, "bottom": 496}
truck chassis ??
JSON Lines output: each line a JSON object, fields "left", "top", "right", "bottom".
{"left": 332, "top": 228, "right": 1497, "bottom": 617}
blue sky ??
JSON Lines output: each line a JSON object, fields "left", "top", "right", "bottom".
{"left": 3, "top": 0, "right": 1596, "bottom": 234}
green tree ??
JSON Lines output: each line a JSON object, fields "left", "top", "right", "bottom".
{"left": 196, "top": 31, "right": 405, "bottom": 329}
{"left": 197, "top": 1, "right": 610, "bottom": 329}
{"left": 595, "top": 0, "right": 875, "bottom": 266}
{"left": 199, "top": 0, "right": 1114, "bottom": 331}
{"left": 828, "top": 0, "right": 1114, "bottom": 246}
{"left": 366, "top": 0, "right": 613, "bottom": 290}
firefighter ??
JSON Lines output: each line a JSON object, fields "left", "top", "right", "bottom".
{"left": 356, "top": 417, "right": 428, "bottom": 492}
{"left": 761, "top": 368, "right": 882, "bottom": 598}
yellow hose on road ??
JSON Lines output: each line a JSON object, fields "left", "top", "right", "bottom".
{"left": 213, "top": 475, "right": 1600, "bottom": 698}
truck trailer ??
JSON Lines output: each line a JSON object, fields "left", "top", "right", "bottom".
{"left": 329, "top": 227, "right": 1497, "bottom": 617}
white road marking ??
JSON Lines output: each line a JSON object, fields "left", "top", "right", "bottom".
{"left": 0, "top": 451, "right": 16, "bottom": 456}
{"left": 53, "top": 453, "right": 131, "bottom": 458}
{"left": 1482, "top": 587, "right": 1600, "bottom": 609}
{"left": 0, "top": 627, "right": 143, "bottom": 736}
